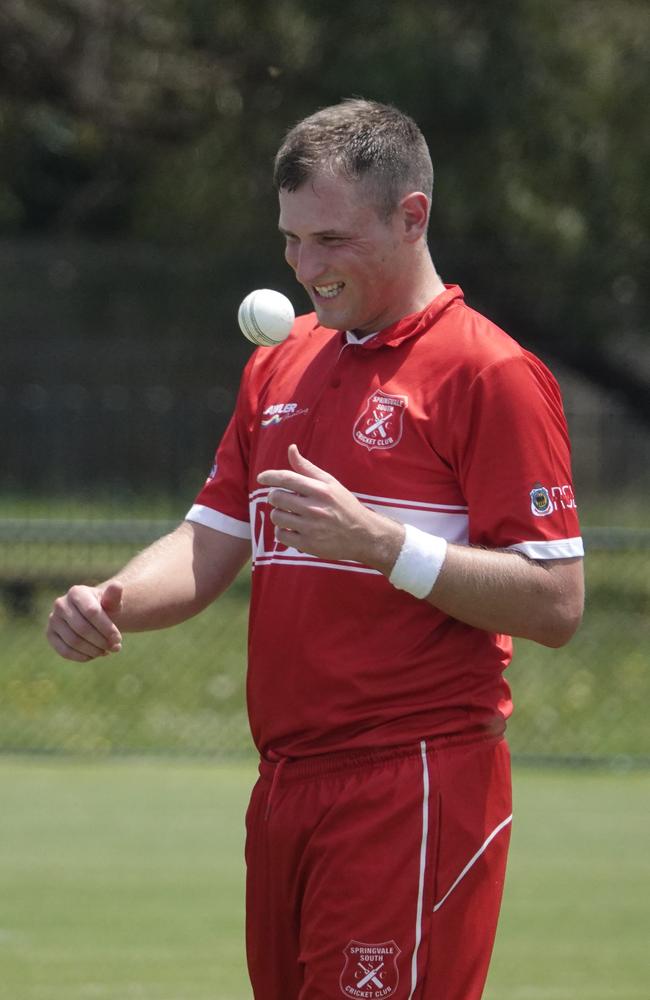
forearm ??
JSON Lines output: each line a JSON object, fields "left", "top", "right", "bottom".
{"left": 105, "top": 527, "right": 198, "bottom": 632}
{"left": 258, "top": 447, "right": 584, "bottom": 648}
{"left": 47, "top": 521, "right": 250, "bottom": 663}
{"left": 107, "top": 522, "right": 248, "bottom": 632}
{"left": 425, "top": 545, "right": 584, "bottom": 647}
{"left": 361, "top": 512, "right": 583, "bottom": 646}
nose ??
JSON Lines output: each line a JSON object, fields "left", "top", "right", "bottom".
{"left": 287, "top": 242, "right": 324, "bottom": 286}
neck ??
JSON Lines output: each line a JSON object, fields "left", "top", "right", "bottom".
{"left": 399, "top": 250, "right": 446, "bottom": 318}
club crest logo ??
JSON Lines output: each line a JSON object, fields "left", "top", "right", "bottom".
{"left": 339, "top": 940, "right": 401, "bottom": 998}
{"left": 530, "top": 483, "right": 553, "bottom": 517}
{"left": 353, "top": 390, "right": 408, "bottom": 452}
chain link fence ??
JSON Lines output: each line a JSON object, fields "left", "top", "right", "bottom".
{"left": 1, "top": 514, "right": 648, "bottom": 764}
{"left": 2, "top": 240, "right": 648, "bottom": 764}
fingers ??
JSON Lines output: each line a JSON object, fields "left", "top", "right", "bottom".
{"left": 266, "top": 488, "right": 311, "bottom": 516}
{"left": 266, "top": 497, "right": 305, "bottom": 548}
{"left": 273, "top": 527, "right": 303, "bottom": 551}
{"left": 46, "top": 615, "right": 110, "bottom": 662}
{"left": 269, "top": 506, "right": 302, "bottom": 532}
{"left": 46, "top": 584, "right": 123, "bottom": 662}
{"left": 287, "top": 443, "right": 332, "bottom": 481}
{"left": 258, "top": 446, "right": 365, "bottom": 561}
{"left": 101, "top": 580, "right": 124, "bottom": 614}
{"left": 257, "top": 469, "right": 320, "bottom": 494}
{"left": 257, "top": 444, "right": 334, "bottom": 493}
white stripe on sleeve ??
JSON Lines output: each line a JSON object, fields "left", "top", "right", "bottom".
{"left": 185, "top": 504, "right": 251, "bottom": 539}
{"left": 507, "top": 537, "right": 584, "bottom": 559}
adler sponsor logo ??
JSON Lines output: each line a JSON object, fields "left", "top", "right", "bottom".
{"left": 261, "top": 402, "right": 308, "bottom": 427}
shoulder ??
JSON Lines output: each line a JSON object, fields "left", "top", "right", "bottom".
{"left": 428, "top": 298, "right": 559, "bottom": 392}
{"left": 245, "top": 311, "right": 337, "bottom": 380}
{"left": 439, "top": 299, "right": 524, "bottom": 365}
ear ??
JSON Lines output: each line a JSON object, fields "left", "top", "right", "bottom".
{"left": 400, "top": 192, "right": 430, "bottom": 242}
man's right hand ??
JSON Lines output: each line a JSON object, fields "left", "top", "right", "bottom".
{"left": 46, "top": 580, "right": 124, "bottom": 662}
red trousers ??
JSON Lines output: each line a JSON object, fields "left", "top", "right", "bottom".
{"left": 245, "top": 735, "right": 512, "bottom": 1000}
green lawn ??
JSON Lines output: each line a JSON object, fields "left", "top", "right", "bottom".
{"left": 0, "top": 758, "right": 253, "bottom": 1000}
{"left": 485, "top": 768, "right": 649, "bottom": 1000}
{"left": 0, "top": 759, "right": 647, "bottom": 1000}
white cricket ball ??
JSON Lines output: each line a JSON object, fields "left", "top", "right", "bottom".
{"left": 238, "top": 289, "right": 295, "bottom": 347}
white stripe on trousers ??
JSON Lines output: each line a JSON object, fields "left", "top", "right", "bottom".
{"left": 407, "top": 740, "right": 431, "bottom": 1000}
{"left": 406, "top": 745, "right": 512, "bottom": 995}
{"left": 433, "top": 814, "right": 513, "bottom": 913}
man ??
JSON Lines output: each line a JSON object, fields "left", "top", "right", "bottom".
{"left": 47, "top": 99, "right": 584, "bottom": 999}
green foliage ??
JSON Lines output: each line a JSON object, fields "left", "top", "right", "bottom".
{"left": 1, "top": 0, "right": 648, "bottom": 414}
{"left": 1, "top": 3, "right": 647, "bottom": 277}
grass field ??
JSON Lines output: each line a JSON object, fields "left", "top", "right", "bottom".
{"left": 0, "top": 758, "right": 647, "bottom": 1000}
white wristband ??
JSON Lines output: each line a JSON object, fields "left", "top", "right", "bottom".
{"left": 389, "top": 524, "right": 448, "bottom": 598}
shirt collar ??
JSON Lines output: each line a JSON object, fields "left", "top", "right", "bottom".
{"left": 344, "top": 329, "right": 378, "bottom": 346}
{"left": 344, "top": 284, "right": 465, "bottom": 350}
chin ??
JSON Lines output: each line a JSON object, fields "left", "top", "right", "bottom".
{"left": 315, "top": 305, "right": 350, "bottom": 331}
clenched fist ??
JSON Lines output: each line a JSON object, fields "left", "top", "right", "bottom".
{"left": 46, "top": 580, "right": 124, "bottom": 662}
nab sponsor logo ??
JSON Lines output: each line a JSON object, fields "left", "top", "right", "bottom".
{"left": 530, "top": 483, "right": 577, "bottom": 517}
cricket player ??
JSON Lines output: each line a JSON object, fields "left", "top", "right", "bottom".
{"left": 47, "top": 99, "right": 584, "bottom": 999}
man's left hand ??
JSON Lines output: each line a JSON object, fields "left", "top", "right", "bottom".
{"left": 257, "top": 444, "right": 403, "bottom": 571}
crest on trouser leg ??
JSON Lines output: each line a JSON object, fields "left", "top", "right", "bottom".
{"left": 339, "top": 940, "right": 401, "bottom": 998}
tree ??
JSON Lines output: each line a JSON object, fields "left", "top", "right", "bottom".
{"left": 0, "top": 0, "right": 648, "bottom": 421}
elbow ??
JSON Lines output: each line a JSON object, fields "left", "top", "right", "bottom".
{"left": 538, "top": 618, "right": 582, "bottom": 648}
{"left": 529, "top": 559, "right": 585, "bottom": 648}
{"left": 535, "top": 600, "right": 584, "bottom": 649}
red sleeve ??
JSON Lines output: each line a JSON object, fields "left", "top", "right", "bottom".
{"left": 450, "top": 352, "right": 582, "bottom": 559}
{"left": 185, "top": 355, "right": 256, "bottom": 538}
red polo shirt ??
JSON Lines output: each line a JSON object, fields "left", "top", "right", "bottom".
{"left": 187, "top": 286, "right": 582, "bottom": 758}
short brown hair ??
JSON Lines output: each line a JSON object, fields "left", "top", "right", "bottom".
{"left": 274, "top": 98, "right": 434, "bottom": 219}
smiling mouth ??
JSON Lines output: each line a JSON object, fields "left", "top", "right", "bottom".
{"left": 313, "top": 282, "right": 345, "bottom": 299}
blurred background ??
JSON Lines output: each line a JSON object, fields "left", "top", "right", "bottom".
{"left": 0, "top": 2, "right": 648, "bottom": 998}
{"left": 1, "top": 0, "right": 648, "bottom": 762}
